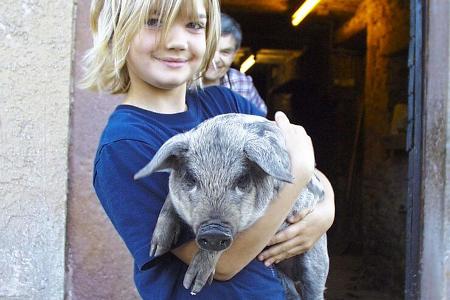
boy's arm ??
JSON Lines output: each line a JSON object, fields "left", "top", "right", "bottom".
{"left": 172, "top": 112, "right": 315, "bottom": 280}
{"left": 257, "top": 169, "right": 334, "bottom": 266}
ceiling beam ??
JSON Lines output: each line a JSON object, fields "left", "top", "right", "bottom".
{"left": 334, "top": 0, "right": 368, "bottom": 44}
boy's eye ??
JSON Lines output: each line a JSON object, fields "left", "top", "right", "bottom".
{"left": 146, "top": 18, "right": 162, "bottom": 28}
{"left": 187, "top": 22, "right": 206, "bottom": 30}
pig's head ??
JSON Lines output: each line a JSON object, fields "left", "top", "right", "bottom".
{"left": 135, "top": 114, "right": 293, "bottom": 251}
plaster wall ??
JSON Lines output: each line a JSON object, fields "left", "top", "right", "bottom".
{"left": 0, "top": 0, "right": 74, "bottom": 298}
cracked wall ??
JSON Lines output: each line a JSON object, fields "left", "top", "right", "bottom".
{"left": 0, "top": 0, "right": 74, "bottom": 298}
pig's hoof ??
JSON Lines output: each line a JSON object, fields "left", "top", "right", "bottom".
{"left": 183, "top": 266, "right": 215, "bottom": 294}
{"left": 183, "top": 272, "right": 195, "bottom": 291}
{"left": 149, "top": 243, "right": 169, "bottom": 257}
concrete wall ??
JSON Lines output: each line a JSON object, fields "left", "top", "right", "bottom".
{"left": 420, "top": 0, "right": 450, "bottom": 299}
{"left": 0, "top": 0, "right": 74, "bottom": 299}
{"left": 447, "top": 39, "right": 450, "bottom": 300}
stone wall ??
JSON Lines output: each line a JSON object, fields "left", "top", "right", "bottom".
{"left": 0, "top": 0, "right": 74, "bottom": 298}
{"left": 360, "top": 0, "right": 409, "bottom": 295}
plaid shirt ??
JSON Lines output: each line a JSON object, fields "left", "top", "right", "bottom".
{"left": 220, "top": 68, "right": 268, "bottom": 116}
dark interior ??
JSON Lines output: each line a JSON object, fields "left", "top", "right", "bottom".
{"left": 221, "top": 1, "right": 410, "bottom": 299}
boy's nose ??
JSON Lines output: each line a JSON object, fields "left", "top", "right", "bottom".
{"left": 165, "top": 25, "right": 188, "bottom": 50}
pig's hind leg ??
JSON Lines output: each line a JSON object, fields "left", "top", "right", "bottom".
{"left": 294, "top": 234, "right": 329, "bottom": 300}
{"left": 150, "top": 195, "right": 181, "bottom": 257}
{"left": 183, "top": 249, "right": 222, "bottom": 295}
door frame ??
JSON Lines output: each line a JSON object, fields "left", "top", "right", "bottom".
{"left": 406, "top": 0, "right": 450, "bottom": 299}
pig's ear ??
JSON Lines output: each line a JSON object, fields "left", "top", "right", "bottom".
{"left": 244, "top": 138, "right": 294, "bottom": 183}
{"left": 134, "top": 134, "right": 189, "bottom": 180}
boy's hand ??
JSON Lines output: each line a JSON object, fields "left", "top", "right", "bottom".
{"left": 258, "top": 169, "right": 335, "bottom": 266}
{"left": 258, "top": 210, "right": 310, "bottom": 266}
{"left": 274, "top": 111, "right": 315, "bottom": 188}
{"left": 257, "top": 208, "right": 323, "bottom": 266}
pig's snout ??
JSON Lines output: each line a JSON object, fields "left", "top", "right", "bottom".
{"left": 196, "top": 223, "right": 233, "bottom": 251}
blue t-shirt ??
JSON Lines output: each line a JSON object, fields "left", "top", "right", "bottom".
{"left": 93, "top": 86, "right": 286, "bottom": 299}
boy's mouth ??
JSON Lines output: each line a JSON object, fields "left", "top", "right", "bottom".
{"left": 157, "top": 56, "right": 189, "bottom": 68}
{"left": 158, "top": 57, "right": 188, "bottom": 63}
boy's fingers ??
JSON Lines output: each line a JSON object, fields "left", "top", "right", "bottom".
{"left": 274, "top": 111, "right": 290, "bottom": 130}
{"left": 264, "top": 244, "right": 306, "bottom": 266}
{"left": 259, "top": 240, "right": 290, "bottom": 261}
{"left": 274, "top": 111, "right": 288, "bottom": 121}
{"left": 258, "top": 236, "right": 307, "bottom": 263}
{"left": 267, "top": 226, "right": 296, "bottom": 246}
{"left": 287, "top": 209, "right": 310, "bottom": 223}
{"left": 268, "top": 209, "right": 312, "bottom": 246}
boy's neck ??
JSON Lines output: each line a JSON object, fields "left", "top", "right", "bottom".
{"left": 203, "top": 78, "right": 220, "bottom": 87}
{"left": 124, "top": 83, "right": 188, "bottom": 114}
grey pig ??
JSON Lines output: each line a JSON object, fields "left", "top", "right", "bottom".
{"left": 134, "top": 113, "right": 329, "bottom": 299}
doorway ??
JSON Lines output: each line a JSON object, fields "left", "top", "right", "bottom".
{"left": 68, "top": 0, "right": 450, "bottom": 299}
{"left": 223, "top": 1, "right": 411, "bottom": 298}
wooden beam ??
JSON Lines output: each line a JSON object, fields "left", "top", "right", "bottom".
{"left": 335, "top": 0, "right": 368, "bottom": 44}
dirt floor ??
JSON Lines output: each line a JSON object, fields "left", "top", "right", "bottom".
{"left": 325, "top": 255, "right": 401, "bottom": 300}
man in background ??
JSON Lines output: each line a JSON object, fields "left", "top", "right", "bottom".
{"left": 203, "top": 13, "right": 268, "bottom": 116}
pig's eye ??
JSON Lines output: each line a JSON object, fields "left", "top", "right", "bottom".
{"left": 184, "top": 171, "right": 197, "bottom": 189}
{"left": 236, "top": 174, "right": 251, "bottom": 191}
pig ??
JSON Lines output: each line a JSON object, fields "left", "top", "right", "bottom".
{"left": 134, "top": 113, "right": 329, "bottom": 299}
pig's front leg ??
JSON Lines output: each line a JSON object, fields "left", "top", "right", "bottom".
{"left": 183, "top": 249, "right": 222, "bottom": 295}
{"left": 150, "top": 195, "right": 180, "bottom": 257}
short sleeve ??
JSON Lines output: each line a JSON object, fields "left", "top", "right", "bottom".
{"left": 93, "top": 139, "right": 194, "bottom": 271}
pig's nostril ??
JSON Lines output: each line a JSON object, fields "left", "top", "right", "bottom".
{"left": 220, "top": 239, "right": 230, "bottom": 247}
{"left": 199, "top": 238, "right": 209, "bottom": 247}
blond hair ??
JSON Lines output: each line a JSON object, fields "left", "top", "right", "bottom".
{"left": 79, "top": 0, "right": 220, "bottom": 94}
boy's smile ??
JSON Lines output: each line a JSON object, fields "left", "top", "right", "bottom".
{"left": 155, "top": 56, "right": 190, "bottom": 69}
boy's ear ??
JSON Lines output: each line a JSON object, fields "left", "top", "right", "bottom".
{"left": 134, "top": 134, "right": 189, "bottom": 180}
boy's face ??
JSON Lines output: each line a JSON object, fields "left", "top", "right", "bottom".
{"left": 126, "top": 0, "right": 207, "bottom": 91}
{"left": 203, "top": 34, "right": 237, "bottom": 84}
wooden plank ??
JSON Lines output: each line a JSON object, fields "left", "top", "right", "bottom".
{"left": 405, "top": 0, "right": 424, "bottom": 299}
